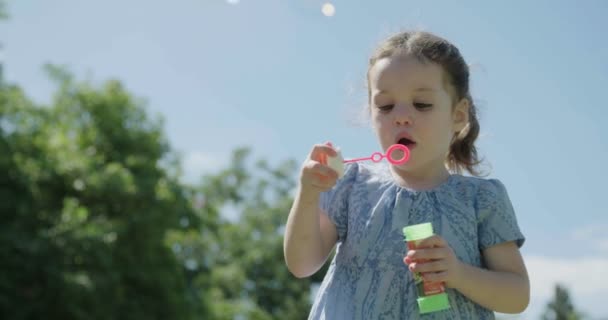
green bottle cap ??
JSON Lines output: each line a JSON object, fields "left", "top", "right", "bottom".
{"left": 403, "top": 222, "right": 434, "bottom": 241}
{"left": 417, "top": 292, "right": 450, "bottom": 314}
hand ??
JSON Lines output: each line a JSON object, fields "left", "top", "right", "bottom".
{"left": 403, "top": 235, "right": 464, "bottom": 289}
{"left": 299, "top": 142, "right": 340, "bottom": 193}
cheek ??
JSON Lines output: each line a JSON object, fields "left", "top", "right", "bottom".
{"left": 371, "top": 117, "right": 392, "bottom": 143}
{"left": 371, "top": 110, "right": 389, "bottom": 125}
{"left": 370, "top": 113, "right": 381, "bottom": 129}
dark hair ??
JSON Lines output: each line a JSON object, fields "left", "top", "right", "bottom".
{"left": 367, "top": 30, "right": 483, "bottom": 176}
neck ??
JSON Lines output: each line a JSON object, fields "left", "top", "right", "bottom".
{"left": 389, "top": 163, "right": 451, "bottom": 191}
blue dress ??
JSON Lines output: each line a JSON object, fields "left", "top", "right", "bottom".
{"left": 309, "top": 162, "right": 525, "bottom": 319}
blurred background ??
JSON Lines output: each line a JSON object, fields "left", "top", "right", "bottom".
{"left": 1, "top": 0, "right": 607, "bottom": 319}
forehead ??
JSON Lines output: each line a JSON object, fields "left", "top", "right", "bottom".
{"left": 368, "top": 54, "right": 446, "bottom": 94}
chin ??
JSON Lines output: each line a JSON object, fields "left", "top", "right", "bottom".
{"left": 391, "top": 162, "right": 414, "bottom": 171}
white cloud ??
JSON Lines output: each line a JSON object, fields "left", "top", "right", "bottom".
{"left": 519, "top": 254, "right": 608, "bottom": 319}
{"left": 570, "top": 224, "right": 608, "bottom": 254}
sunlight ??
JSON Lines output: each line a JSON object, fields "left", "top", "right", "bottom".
{"left": 321, "top": 3, "right": 335, "bottom": 17}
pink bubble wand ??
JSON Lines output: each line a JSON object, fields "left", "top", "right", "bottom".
{"left": 343, "top": 144, "right": 410, "bottom": 165}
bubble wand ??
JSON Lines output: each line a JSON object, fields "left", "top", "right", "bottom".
{"left": 327, "top": 144, "right": 410, "bottom": 178}
{"left": 343, "top": 144, "right": 410, "bottom": 165}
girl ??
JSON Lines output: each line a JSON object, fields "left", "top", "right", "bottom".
{"left": 283, "top": 30, "right": 529, "bottom": 319}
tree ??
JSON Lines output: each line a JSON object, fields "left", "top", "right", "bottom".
{"left": 0, "top": 67, "right": 202, "bottom": 319}
{"left": 1, "top": 65, "right": 327, "bottom": 319}
{"left": 0, "top": 0, "right": 8, "bottom": 20}
{"left": 542, "top": 284, "right": 584, "bottom": 320}
{"left": 169, "top": 148, "right": 331, "bottom": 319}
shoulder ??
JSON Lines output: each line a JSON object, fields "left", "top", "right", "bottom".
{"left": 450, "top": 175, "right": 509, "bottom": 198}
{"left": 454, "top": 176, "right": 514, "bottom": 221}
{"left": 473, "top": 177, "right": 511, "bottom": 205}
{"left": 447, "top": 176, "right": 511, "bottom": 212}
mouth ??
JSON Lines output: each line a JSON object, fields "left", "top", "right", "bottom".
{"left": 396, "top": 135, "right": 416, "bottom": 149}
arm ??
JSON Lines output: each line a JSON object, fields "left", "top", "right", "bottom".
{"left": 405, "top": 238, "right": 530, "bottom": 313}
{"left": 283, "top": 191, "right": 338, "bottom": 278}
{"left": 453, "top": 242, "right": 529, "bottom": 313}
{"left": 283, "top": 144, "right": 339, "bottom": 278}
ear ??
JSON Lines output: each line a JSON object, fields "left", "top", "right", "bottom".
{"left": 452, "top": 98, "right": 470, "bottom": 133}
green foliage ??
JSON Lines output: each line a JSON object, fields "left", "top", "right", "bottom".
{"left": 0, "top": 66, "right": 325, "bottom": 319}
{"left": 0, "top": 70, "right": 200, "bottom": 319}
{"left": 542, "top": 284, "right": 585, "bottom": 320}
{"left": 170, "top": 148, "right": 329, "bottom": 319}
{"left": 0, "top": 0, "right": 7, "bottom": 20}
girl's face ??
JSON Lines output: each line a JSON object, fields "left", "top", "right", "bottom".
{"left": 368, "top": 54, "right": 469, "bottom": 178}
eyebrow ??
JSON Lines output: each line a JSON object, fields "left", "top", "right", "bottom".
{"left": 374, "top": 87, "right": 437, "bottom": 95}
{"left": 414, "top": 87, "right": 437, "bottom": 92}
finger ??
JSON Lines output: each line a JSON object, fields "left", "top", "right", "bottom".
{"left": 409, "top": 260, "right": 447, "bottom": 274}
{"left": 416, "top": 235, "right": 447, "bottom": 248}
{"left": 407, "top": 247, "right": 447, "bottom": 261}
{"left": 422, "top": 271, "right": 448, "bottom": 283}
{"left": 308, "top": 164, "right": 339, "bottom": 184}
{"left": 306, "top": 161, "right": 339, "bottom": 180}
{"left": 310, "top": 143, "right": 338, "bottom": 162}
{"left": 319, "top": 152, "right": 327, "bottom": 165}
{"left": 310, "top": 176, "right": 338, "bottom": 191}
{"left": 313, "top": 172, "right": 337, "bottom": 185}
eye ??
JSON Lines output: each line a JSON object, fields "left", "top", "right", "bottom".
{"left": 414, "top": 102, "right": 433, "bottom": 110}
{"left": 377, "top": 104, "right": 394, "bottom": 112}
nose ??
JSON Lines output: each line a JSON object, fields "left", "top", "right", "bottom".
{"left": 393, "top": 104, "right": 413, "bottom": 126}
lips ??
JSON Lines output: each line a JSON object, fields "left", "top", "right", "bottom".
{"left": 395, "top": 132, "right": 417, "bottom": 149}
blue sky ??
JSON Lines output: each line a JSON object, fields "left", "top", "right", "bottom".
{"left": 3, "top": 0, "right": 607, "bottom": 318}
